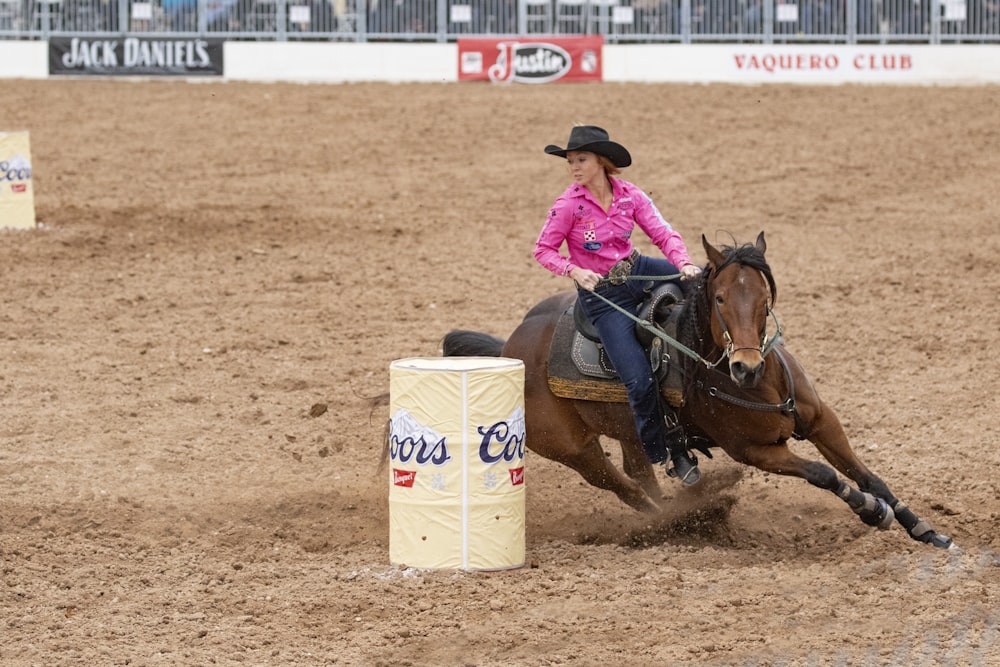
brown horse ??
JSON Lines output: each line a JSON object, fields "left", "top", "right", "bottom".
{"left": 442, "top": 232, "right": 953, "bottom": 549}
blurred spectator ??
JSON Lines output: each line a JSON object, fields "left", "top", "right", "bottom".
{"left": 0, "top": 0, "right": 26, "bottom": 30}
{"left": 286, "top": 0, "right": 332, "bottom": 32}
{"left": 204, "top": 0, "right": 242, "bottom": 29}
{"left": 162, "top": 0, "right": 196, "bottom": 29}
{"left": 4, "top": 0, "right": 997, "bottom": 38}
{"left": 368, "top": 0, "right": 393, "bottom": 32}
{"left": 689, "top": 0, "right": 730, "bottom": 33}
{"left": 368, "top": 0, "right": 435, "bottom": 34}
{"left": 64, "top": 0, "right": 97, "bottom": 29}
{"left": 743, "top": 0, "right": 763, "bottom": 31}
{"left": 479, "top": 0, "right": 515, "bottom": 33}
{"left": 314, "top": 0, "right": 333, "bottom": 29}
{"left": 980, "top": 0, "right": 1000, "bottom": 31}
{"left": 288, "top": 0, "right": 310, "bottom": 30}
{"left": 408, "top": 0, "right": 435, "bottom": 32}
{"left": 633, "top": 0, "right": 682, "bottom": 34}
{"left": 856, "top": 0, "right": 878, "bottom": 33}
{"left": 890, "top": 0, "right": 928, "bottom": 33}
{"left": 801, "top": 0, "right": 838, "bottom": 32}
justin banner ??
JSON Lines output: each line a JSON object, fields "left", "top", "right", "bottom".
{"left": 0, "top": 131, "right": 36, "bottom": 230}
{"left": 458, "top": 36, "right": 603, "bottom": 83}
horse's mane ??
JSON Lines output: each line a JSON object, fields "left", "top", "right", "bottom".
{"left": 675, "top": 240, "right": 776, "bottom": 363}
{"left": 715, "top": 241, "right": 777, "bottom": 305}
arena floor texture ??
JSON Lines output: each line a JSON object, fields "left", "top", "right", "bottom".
{"left": 2, "top": 80, "right": 1000, "bottom": 665}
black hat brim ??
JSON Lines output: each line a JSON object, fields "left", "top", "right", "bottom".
{"left": 544, "top": 141, "right": 632, "bottom": 168}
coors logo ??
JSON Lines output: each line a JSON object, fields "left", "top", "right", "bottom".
{"left": 488, "top": 42, "right": 573, "bottom": 84}
{"left": 389, "top": 406, "right": 526, "bottom": 488}
{"left": 477, "top": 406, "right": 526, "bottom": 465}
{"left": 1, "top": 155, "right": 31, "bottom": 184}
{"left": 388, "top": 408, "right": 452, "bottom": 466}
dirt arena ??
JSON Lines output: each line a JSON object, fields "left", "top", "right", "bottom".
{"left": 2, "top": 78, "right": 999, "bottom": 666}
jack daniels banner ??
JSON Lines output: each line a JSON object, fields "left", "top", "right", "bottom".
{"left": 50, "top": 37, "right": 224, "bottom": 76}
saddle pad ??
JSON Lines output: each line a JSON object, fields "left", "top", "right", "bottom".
{"left": 547, "top": 306, "right": 629, "bottom": 403}
{"left": 546, "top": 304, "right": 685, "bottom": 407}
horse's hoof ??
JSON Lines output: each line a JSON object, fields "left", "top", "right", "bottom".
{"left": 878, "top": 499, "right": 895, "bottom": 530}
{"left": 927, "top": 532, "right": 955, "bottom": 549}
{"left": 858, "top": 496, "right": 894, "bottom": 530}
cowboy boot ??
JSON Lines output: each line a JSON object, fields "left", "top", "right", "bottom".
{"left": 664, "top": 414, "right": 701, "bottom": 487}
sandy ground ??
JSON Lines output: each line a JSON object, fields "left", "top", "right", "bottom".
{"left": 2, "top": 79, "right": 1000, "bottom": 666}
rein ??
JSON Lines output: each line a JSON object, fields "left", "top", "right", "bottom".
{"left": 696, "top": 346, "right": 811, "bottom": 439}
{"left": 584, "top": 270, "right": 806, "bottom": 436}
{"left": 585, "top": 277, "right": 720, "bottom": 369}
{"left": 586, "top": 272, "right": 784, "bottom": 369}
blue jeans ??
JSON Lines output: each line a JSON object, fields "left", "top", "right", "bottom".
{"left": 577, "top": 254, "right": 681, "bottom": 464}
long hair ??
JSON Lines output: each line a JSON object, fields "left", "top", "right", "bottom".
{"left": 596, "top": 154, "right": 622, "bottom": 176}
{"left": 562, "top": 153, "right": 622, "bottom": 178}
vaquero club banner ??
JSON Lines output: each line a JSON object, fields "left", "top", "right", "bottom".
{"left": 49, "top": 37, "right": 224, "bottom": 77}
{"left": 458, "top": 37, "right": 603, "bottom": 83}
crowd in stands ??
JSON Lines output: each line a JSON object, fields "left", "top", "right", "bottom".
{"left": 1, "top": 0, "right": 997, "bottom": 39}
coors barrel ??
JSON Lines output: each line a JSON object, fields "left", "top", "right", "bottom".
{"left": 387, "top": 357, "right": 526, "bottom": 570}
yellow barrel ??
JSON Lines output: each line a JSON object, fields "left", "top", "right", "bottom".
{"left": 388, "top": 357, "right": 525, "bottom": 571}
{"left": 0, "top": 131, "right": 36, "bottom": 230}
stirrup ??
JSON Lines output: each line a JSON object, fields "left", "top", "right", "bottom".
{"left": 667, "top": 451, "right": 701, "bottom": 487}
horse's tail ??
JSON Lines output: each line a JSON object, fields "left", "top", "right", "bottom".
{"left": 368, "top": 392, "right": 392, "bottom": 476}
{"left": 377, "top": 416, "right": 391, "bottom": 476}
{"left": 441, "top": 330, "right": 506, "bottom": 357}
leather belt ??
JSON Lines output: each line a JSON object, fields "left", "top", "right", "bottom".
{"left": 605, "top": 249, "right": 641, "bottom": 285}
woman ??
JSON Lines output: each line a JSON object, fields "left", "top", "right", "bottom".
{"left": 533, "top": 125, "right": 702, "bottom": 487}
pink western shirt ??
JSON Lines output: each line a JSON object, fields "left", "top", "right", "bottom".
{"left": 533, "top": 178, "right": 694, "bottom": 278}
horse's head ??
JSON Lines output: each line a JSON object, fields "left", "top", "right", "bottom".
{"left": 700, "top": 231, "right": 777, "bottom": 389}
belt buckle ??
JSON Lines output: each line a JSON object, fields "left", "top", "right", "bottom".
{"left": 607, "top": 258, "right": 631, "bottom": 285}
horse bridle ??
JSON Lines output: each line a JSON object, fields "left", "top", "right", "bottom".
{"left": 709, "top": 268, "right": 783, "bottom": 363}
{"left": 581, "top": 266, "right": 782, "bottom": 370}
{"left": 581, "top": 262, "right": 805, "bottom": 435}
{"left": 711, "top": 296, "right": 783, "bottom": 361}
{"left": 699, "top": 268, "right": 807, "bottom": 437}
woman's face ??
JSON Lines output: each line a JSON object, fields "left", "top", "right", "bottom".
{"left": 566, "top": 151, "right": 605, "bottom": 188}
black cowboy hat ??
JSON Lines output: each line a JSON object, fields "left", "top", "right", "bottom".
{"left": 544, "top": 125, "right": 632, "bottom": 168}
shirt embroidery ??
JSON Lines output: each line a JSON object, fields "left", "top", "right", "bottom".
{"left": 533, "top": 178, "right": 692, "bottom": 277}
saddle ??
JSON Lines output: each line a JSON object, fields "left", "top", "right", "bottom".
{"left": 547, "top": 284, "right": 686, "bottom": 407}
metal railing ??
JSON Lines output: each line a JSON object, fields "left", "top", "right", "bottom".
{"left": 1, "top": 0, "right": 997, "bottom": 42}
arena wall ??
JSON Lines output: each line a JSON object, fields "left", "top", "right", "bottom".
{"left": 2, "top": 40, "right": 998, "bottom": 84}
{"left": 224, "top": 42, "right": 457, "bottom": 83}
{"left": 0, "top": 41, "right": 49, "bottom": 79}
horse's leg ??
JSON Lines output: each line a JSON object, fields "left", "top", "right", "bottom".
{"left": 504, "top": 299, "right": 663, "bottom": 514}
{"left": 560, "top": 434, "right": 663, "bottom": 514}
{"left": 525, "top": 391, "right": 662, "bottom": 514}
{"left": 807, "top": 407, "right": 954, "bottom": 549}
{"left": 581, "top": 402, "right": 663, "bottom": 506}
{"left": 617, "top": 429, "right": 662, "bottom": 503}
{"left": 723, "top": 440, "right": 901, "bottom": 535}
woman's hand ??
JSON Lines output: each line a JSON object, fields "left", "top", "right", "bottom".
{"left": 680, "top": 264, "right": 703, "bottom": 280}
{"left": 570, "top": 266, "right": 603, "bottom": 291}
